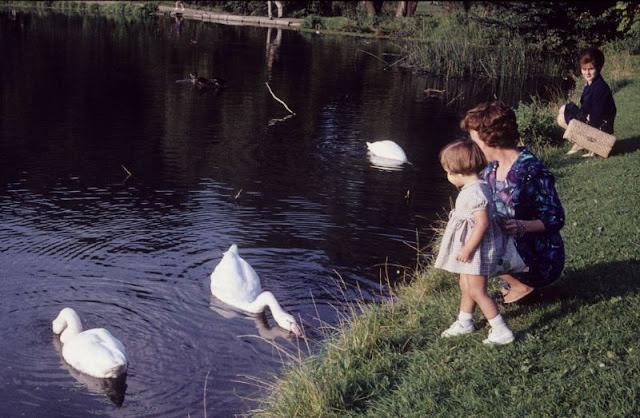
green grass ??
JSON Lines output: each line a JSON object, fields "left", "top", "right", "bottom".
{"left": 5, "top": 1, "right": 159, "bottom": 16}
{"left": 253, "top": 57, "right": 640, "bottom": 417}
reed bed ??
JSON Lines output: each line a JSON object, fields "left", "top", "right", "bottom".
{"left": 404, "top": 36, "right": 564, "bottom": 80}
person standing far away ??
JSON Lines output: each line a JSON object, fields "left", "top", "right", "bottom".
{"left": 267, "top": 1, "right": 283, "bottom": 19}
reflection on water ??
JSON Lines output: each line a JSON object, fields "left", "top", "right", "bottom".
{"left": 209, "top": 296, "right": 296, "bottom": 342}
{"left": 0, "top": 8, "right": 559, "bottom": 417}
{"left": 54, "top": 335, "right": 128, "bottom": 406}
{"left": 367, "top": 154, "right": 408, "bottom": 171}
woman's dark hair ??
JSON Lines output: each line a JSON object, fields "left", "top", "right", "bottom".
{"left": 460, "top": 101, "right": 520, "bottom": 148}
{"left": 439, "top": 139, "right": 486, "bottom": 175}
{"left": 578, "top": 47, "right": 605, "bottom": 72}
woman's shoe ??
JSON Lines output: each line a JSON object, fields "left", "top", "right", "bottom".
{"left": 503, "top": 287, "right": 536, "bottom": 304}
{"left": 581, "top": 152, "right": 596, "bottom": 158}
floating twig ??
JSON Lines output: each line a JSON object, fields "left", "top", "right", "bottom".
{"left": 234, "top": 188, "right": 243, "bottom": 200}
{"left": 121, "top": 164, "right": 133, "bottom": 177}
{"left": 357, "top": 48, "right": 388, "bottom": 65}
{"left": 386, "top": 53, "right": 411, "bottom": 68}
{"left": 267, "top": 113, "right": 295, "bottom": 126}
{"left": 424, "top": 88, "right": 446, "bottom": 96}
{"left": 265, "top": 82, "right": 295, "bottom": 115}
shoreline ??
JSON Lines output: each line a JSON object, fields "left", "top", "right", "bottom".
{"left": 158, "top": 3, "right": 302, "bottom": 29}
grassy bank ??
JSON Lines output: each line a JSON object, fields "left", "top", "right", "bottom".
{"left": 4, "top": 1, "right": 159, "bottom": 16}
{"left": 254, "top": 58, "right": 640, "bottom": 416}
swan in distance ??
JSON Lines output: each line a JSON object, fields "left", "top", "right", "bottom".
{"left": 52, "top": 307, "right": 128, "bottom": 379}
{"left": 210, "top": 244, "right": 301, "bottom": 336}
{"left": 366, "top": 140, "right": 408, "bottom": 163}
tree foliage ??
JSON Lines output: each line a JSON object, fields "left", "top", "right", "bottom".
{"left": 616, "top": 1, "right": 640, "bottom": 52}
{"left": 467, "top": 1, "right": 622, "bottom": 64}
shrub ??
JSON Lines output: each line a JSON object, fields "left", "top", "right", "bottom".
{"left": 515, "top": 97, "right": 563, "bottom": 150}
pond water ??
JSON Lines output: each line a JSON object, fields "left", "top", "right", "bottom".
{"left": 0, "top": 9, "right": 560, "bottom": 417}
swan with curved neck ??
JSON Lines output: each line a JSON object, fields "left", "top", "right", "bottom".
{"left": 366, "top": 140, "right": 408, "bottom": 163}
{"left": 210, "top": 244, "right": 301, "bottom": 336}
{"left": 52, "top": 307, "right": 128, "bottom": 379}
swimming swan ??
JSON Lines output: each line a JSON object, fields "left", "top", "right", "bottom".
{"left": 210, "top": 244, "right": 302, "bottom": 336}
{"left": 366, "top": 140, "right": 408, "bottom": 163}
{"left": 52, "top": 307, "right": 128, "bottom": 379}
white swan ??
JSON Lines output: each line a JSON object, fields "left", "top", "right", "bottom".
{"left": 210, "top": 244, "right": 301, "bottom": 336}
{"left": 366, "top": 140, "right": 408, "bottom": 163}
{"left": 52, "top": 307, "right": 128, "bottom": 379}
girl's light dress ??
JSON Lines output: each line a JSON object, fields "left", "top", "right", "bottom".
{"left": 435, "top": 180, "right": 505, "bottom": 276}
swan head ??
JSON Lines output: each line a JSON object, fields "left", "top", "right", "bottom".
{"left": 52, "top": 307, "right": 83, "bottom": 343}
{"left": 273, "top": 310, "right": 302, "bottom": 337}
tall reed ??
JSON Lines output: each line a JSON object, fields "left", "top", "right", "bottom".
{"left": 405, "top": 36, "right": 564, "bottom": 79}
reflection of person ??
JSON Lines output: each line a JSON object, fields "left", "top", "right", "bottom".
{"left": 265, "top": 27, "right": 282, "bottom": 81}
{"left": 557, "top": 47, "right": 617, "bottom": 157}
{"left": 462, "top": 101, "right": 565, "bottom": 304}
{"left": 173, "top": 15, "right": 183, "bottom": 37}
{"left": 435, "top": 139, "right": 515, "bottom": 346}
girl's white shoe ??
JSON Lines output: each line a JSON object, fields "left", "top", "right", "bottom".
{"left": 441, "top": 320, "right": 475, "bottom": 338}
{"left": 482, "top": 327, "right": 515, "bottom": 345}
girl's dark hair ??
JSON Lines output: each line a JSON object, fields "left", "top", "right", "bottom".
{"left": 439, "top": 139, "right": 486, "bottom": 175}
{"left": 460, "top": 101, "right": 520, "bottom": 148}
{"left": 578, "top": 47, "right": 605, "bottom": 72}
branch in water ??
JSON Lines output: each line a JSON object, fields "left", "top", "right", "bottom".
{"left": 121, "top": 164, "right": 133, "bottom": 177}
{"left": 265, "top": 82, "right": 295, "bottom": 115}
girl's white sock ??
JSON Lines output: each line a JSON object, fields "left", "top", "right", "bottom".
{"left": 488, "top": 314, "right": 507, "bottom": 329}
{"left": 458, "top": 311, "right": 473, "bottom": 326}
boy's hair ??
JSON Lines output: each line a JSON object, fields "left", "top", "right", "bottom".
{"left": 460, "top": 101, "right": 520, "bottom": 148}
{"left": 439, "top": 139, "right": 486, "bottom": 175}
{"left": 578, "top": 47, "right": 605, "bottom": 72}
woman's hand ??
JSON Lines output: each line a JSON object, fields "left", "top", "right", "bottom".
{"left": 503, "top": 219, "right": 526, "bottom": 236}
{"left": 503, "top": 219, "right": 547, "bottom": 236}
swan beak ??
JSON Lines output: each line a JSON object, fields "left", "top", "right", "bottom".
{"left": 290, "top": 323, "right": 302, "bottom": 337}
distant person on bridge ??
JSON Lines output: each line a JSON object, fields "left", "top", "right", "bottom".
{"left": 267, "top": 1, "right": 283, "bottom": 19}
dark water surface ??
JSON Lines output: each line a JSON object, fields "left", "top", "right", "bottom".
{"left": 1, "top": 9, "right": 553, "bottom": 417}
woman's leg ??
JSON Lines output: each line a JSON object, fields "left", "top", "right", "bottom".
{"left": 500, "top": 274, "right": 534, "bottom": 303}
{"left": 557, "top": 105, "right": 568, "bottom": 129}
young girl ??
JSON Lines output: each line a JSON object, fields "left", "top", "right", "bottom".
{"left": 434, "top": 140, "right": 514, "bottom": 345}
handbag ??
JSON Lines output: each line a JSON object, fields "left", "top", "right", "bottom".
{"left": 563, "top": 119, "right": 616, "bottom": 158}
{"left": 497, "top": 236, "right": 529, "bottom": 274}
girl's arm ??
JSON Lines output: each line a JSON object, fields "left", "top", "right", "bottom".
{"left": 456, "top": 209, "right": 489, "bottom": 263}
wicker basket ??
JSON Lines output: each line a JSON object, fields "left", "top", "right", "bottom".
{"left": 563, "top": 119, "right": 616, "bottom": 158}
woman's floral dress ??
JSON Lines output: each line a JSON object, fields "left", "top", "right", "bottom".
{"left": 483, "top": 147, "right": 565, "bottom": 287}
